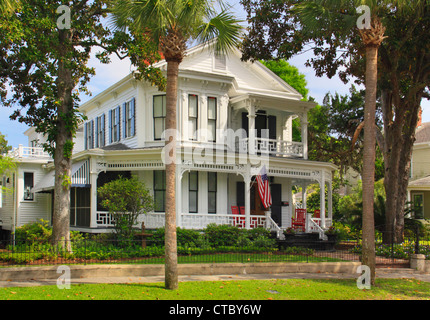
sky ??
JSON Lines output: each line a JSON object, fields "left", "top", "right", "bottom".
{"left": 1, "top": 0, "right": 429, "bottom": 148}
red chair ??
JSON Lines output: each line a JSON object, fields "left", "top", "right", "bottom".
{"left": 292, "top": 208, "right": 306, "bottom": 232}
{"left": 231, "top": 206, "right": 239, "bottom": 215}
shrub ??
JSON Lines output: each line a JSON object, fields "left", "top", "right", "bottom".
{"left": 14, "top": 219, "right": 52, "bottom": 242}
{"left": 204, "top": 224, "right": 244, "bottom": 247}
{"left": 98, "top": 176, "right": 154, "bottom": 242}
{"left": 14, "top": 219, "right": 83, "bottom": 243}
{"left": 148, "top": 227, "right": 203, "bottom": 247}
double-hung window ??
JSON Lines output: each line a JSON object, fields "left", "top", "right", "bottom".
{"left": 153, "top": 171, "right": 166, "bottom": 212}
{"left": 84, "top": 120, "right": 94, "bottom": 150}
{"left": 188, "top": 94, "right": 198, "bottom": 140}
{"left": 207, "top": 97, "right": 217, "bottom": 142}
{"left": 95, "top": 114, "right": 105, "bottom": 148}
{"left": 208, "top": 172, "right": 217, "bottom": 213}
{"left": 189, "top": 171, "right": 198, "bottom": 213}
{"left": 123, "top": 98, "right": 136, "bottom": 138}
{"left": 153, "top": 95, "right": 166, "bottom": 140}
{"left": 23, "top": 172, "right": 34, "bottom": 201}
{"left": 109, "top": 106, "right": 121, "bottom": 143}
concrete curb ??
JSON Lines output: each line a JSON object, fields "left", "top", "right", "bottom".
{"left": 0, "top": 262, "right": 362, "bottom": 281}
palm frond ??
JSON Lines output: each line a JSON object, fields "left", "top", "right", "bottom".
{"left": 196, "top": 9, "right": 242, "bottom": 55}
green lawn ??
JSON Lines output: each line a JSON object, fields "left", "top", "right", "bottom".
{"left": 1, "top": 278, "right": 429, "bottom": 300}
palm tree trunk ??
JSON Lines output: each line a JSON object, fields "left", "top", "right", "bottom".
{"left": 362, "top": 45, "right": 378, "bottom": 285}
{"left": 164, "top": 60, "right": 179, "bottom": 290}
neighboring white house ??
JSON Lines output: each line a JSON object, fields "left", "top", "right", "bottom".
{"left": 407, "top": 121, "right": 430, "bottom": 220}
{"left": 0, "top": 43, "right": 337, "bottom": 240}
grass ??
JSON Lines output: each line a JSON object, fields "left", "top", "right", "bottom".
{"left": 1, "top": 278, "right": 429, "bottom": 300}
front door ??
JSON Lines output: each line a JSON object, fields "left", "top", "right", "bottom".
{"left": 270, "top": 184, "right": 282, "bottom": 226}
{"left": 251, "top": 183, "right": 265, "bottom": 215}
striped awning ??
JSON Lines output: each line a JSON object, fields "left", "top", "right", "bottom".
{"left": 33, "top": 160, "right": 90, "bottom": 193}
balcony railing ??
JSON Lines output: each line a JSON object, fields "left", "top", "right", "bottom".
{"left": 9, "top": 145, "right": 51, "bottom": 160}
{"left": 238, "top": 138, "right": 304, "bottom": 158}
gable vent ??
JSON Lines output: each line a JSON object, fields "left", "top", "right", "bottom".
{"left": 214, "top": 54, "right": 226, "bottom": 70}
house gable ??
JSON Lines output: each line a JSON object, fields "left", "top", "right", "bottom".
{"left": 158, "top": 44, "right": 304, "bottom": 101}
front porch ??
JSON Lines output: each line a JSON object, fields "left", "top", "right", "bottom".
{"left": 37, "top": 146, "right": 337, "bottom": 239}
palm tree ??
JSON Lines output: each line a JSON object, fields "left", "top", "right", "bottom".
{"left": 294, "top": 0, "right": 418, "bottom": 285}
{"left": 111, "top": 0, "right": 241, "bottom": 290}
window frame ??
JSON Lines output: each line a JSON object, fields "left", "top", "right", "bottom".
{"left": 413, "top": 193, "right": 424, "bottom": 219}
{"left": 95, "top": 114, "right": 105, "bottom": 148}
{"left": 188, "top": 171, "right": 199, "bottom": 213}
{"left": 153, "top": 95, "right": 166, "bottom": 141}
{"left": 208, "top": 172, "right": 217, "bottom": 214}
{"left": 188, "top": 94, "right": 198, "bottom": 141}
{"left": 23, "top": 172, "right": 34, "bottom": 202}
{"left": 207, "top": 97, "right": 217, "bottom": 142}
{"left": 123, "top": 98, "right": 136, "bottom": 139}
{"left": 109, "top": 107, "right": 121, "bottom": 144}
{"left": 153, "top": 170, "right": 166, "bottom": 212}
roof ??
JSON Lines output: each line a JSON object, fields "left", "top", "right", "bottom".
{"left": 409, "top": 175, "right": 430, "bottom": 187}
{"left": 100, "top": 143, "right": 131, "bottom": 151}
{"left": 415, "top": 122, "right": 430, "bottom": 144}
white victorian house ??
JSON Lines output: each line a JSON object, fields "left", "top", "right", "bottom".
{"left": 0, "top": 43, "right": 336, "bottom": 240}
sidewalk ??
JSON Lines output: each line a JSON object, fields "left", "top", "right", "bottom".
{"left": 0, "top": 267, "right": 429, "bottom": 288}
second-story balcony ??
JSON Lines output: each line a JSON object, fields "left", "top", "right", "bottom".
{"left": 238, "top": 137, "right": 304, "bottom": 158}
{"left": 8, "top": 145, "right": 51, "bottom": 160}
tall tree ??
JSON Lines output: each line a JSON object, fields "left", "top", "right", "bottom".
{"left": 376, "top": 5, "right": 430, "bottom": 244}
{"left": 111, "top": 0, "right": 242, "bottom": 290}
{"left": 0, "top": 0, "right": 164, "bottom": 249}
{"left": 0, "top": 132, "right": 15, "bottom": 179}
{"left": 241, "top": 0, "right": 427, "bottom": 283}
{"left": 241, "top": 0, "right": 430, "bottom": 245}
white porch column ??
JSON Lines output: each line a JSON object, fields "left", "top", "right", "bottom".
{"left": 320, "top": 171, "right": 326, "bottom": 229}
{"left": 328, "top": 179, "right": 333, "bottom": 227}
{"left": 301, "top": 112, "right": 308, "bottom": 160}
{"left": 89, "top": 158, "right": 98, "bottom": 228}
{"left": 247, "top": 104, "right": 256, "bottom": 155}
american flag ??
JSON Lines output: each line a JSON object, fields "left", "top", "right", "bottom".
{"left": 256, "top": 165, "right": 272, "bottom": 209}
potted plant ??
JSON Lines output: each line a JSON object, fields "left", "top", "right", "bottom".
{"left": 283, "top": 227, "right": 297, "bottom": 241}
{"left": 325, "top": 226, "right": 338, "bottom": 243}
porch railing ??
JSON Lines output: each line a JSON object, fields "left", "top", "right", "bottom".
{"left": 96, "top": 211, "right": 268, "bottom": 230}
{"left": 238, "top": 138, "right": 304, "bottom": 158}
{"left": 306, "top": 214, "right": 332, "bottom": 240}
{"left": 8, "top": 145, "right": 51, "bottom": 159}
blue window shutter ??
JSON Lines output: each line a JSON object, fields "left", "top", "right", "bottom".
{"left": 91, "top": 120, "right": 94, "bottom": 149}
{"left": 84, "top": 122, "right": 88, "bottom": 150}
{"left": 123, "top": 103, "right": 127, "bottom": 138}
{"left": 131, "top": 98, "right": 136, "bottom": 137}
{"left": 95, "top": 118, "right": 99, "bottom": 148}
{"left": 101, "top": 114, "right": 105, "bottom": 147}
{"left": 109, "top": 110, "right": 113, "bottom": 144}
{"left": 116, "top": 106, "right": 120, "bottom": 142}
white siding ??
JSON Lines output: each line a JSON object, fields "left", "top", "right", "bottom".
{"left": 16, "top": 165, "right": 51, "bottom": 227}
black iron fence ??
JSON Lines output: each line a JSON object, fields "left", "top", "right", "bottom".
{"left": 0, "top": 236, "right": 426, "bottom": 267}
